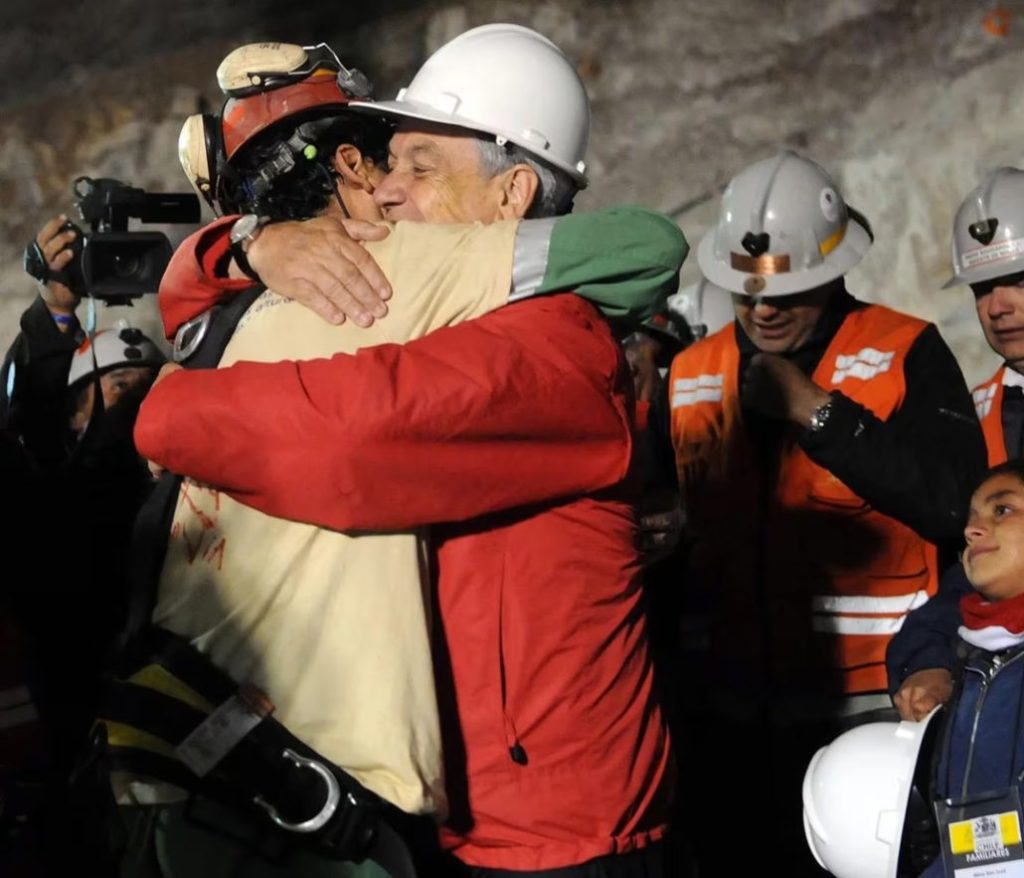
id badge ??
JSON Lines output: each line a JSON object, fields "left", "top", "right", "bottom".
{"left": 934, "top": 788, "right": 1024, "bottom": 877}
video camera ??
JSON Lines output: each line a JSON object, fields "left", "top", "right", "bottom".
{"left": 25, "top": 176, "right": 200, "bottom": 306}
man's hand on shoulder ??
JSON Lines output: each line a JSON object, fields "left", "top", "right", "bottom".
{"left": 893, "top": 667, "right": 953, "bottom": 721}
{"left": 246, "top": 216, "right": 393, "bottom": 327}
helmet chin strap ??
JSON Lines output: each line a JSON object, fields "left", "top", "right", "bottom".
{"left": 334, "top": 187, "right": 351, "bottom": 220}
{"left": 322, "top": 164, "right": 350, "bottom": 219}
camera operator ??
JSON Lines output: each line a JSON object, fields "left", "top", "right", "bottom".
{"left": 3, "top": 209, "right": 166, "bottom": 733}
{"left": 0, "top": 212, "right": 167, "bottom": 876}
{"left": 2, "top": 216, "right": 86, "bottom": 465}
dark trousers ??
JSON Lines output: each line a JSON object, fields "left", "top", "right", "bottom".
{"left": 671, "top": 713, "right": 895, "bottom": 878}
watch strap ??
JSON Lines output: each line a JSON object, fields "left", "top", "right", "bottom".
{"left": 229, "top": 215, "right": 269, "bottom": 283}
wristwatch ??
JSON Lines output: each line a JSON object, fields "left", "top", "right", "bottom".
{"left": 229, "top": 214, "right": 271, "bottom": 282}
{"left": 808, "top": 394, "right": 837, "bottom": 432}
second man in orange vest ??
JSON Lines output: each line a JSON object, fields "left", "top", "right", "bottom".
{"left": 659, "top": 151, "right": 985, "bottom": 873}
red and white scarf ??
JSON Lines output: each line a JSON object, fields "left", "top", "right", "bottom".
{"left": 960, "top": 590, "right": 1024, "bottom": 651}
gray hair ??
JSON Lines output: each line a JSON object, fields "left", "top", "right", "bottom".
{"left": 476, "top": 138, "right": 578, "bottom": 218}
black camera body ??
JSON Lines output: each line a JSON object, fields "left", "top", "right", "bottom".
{"left": 30, "top": 176, "right": 200, "bottom": 306}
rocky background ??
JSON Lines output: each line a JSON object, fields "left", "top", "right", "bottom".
{"left": 2, "top": 0, "right": 1023, "bottom": 385}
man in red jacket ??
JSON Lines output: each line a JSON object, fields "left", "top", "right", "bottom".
{"left": 140, "top": 25, "right": 672, "bottom": 877}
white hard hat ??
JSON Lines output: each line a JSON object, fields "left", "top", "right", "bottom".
{"left": 945, "top": 167, "right": 1024, "bottom": 288}
{"left": 67, "top": 322, "right": 165, "bottom": 388}
{"left": 668, "top": 277, "right": 734, "bottom": 340}
{"left": 352, "top": 23, "right": 590, "bottom": 186}
{"left": 803, "top": 708, "right": 941, "bottom": 878}
{"left": 698, "top": 151, "right": 872, "bottom": 297}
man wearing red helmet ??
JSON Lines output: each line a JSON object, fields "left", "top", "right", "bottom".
{"left": 125, "top": 35, "right": 683, "bottom": 878}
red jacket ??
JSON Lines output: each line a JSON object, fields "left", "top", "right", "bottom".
{"left": 158, "top": 217, "right": 251, "bottom": 339}
{"left": 138, "top": 228, "right": 672, "bottom": 869}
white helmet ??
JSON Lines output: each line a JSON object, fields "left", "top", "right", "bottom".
{"left": 698, "top": 151, "right": 872, "bottom": 297}
{"left": 669, "top": 277, "right": 735, "bottom": 340}
{"left": 803, "top": 708, "right": 941, "bottom": 878}
{"left": 945, "top": 167, "right": 1024, "bottom": 288}
{"left": 352, "top": 24, "right": 590, "bottom": 186}
{"left": 67, "top": 322, "right": 165, "bottom": 388}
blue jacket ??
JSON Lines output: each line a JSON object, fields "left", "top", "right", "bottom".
{"left": 920, "top": 641, "right": 1024, "bottom": 876}
{"left": 935, "top": 641, "right": 1024, "bottom": 800}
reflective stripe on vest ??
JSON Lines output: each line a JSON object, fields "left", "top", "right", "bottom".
{"left": 811, "top": 590, "right": 930, "bottom": 636}
{"left": 669, "top": 305, "right": 937, "bottom": 696}
{"left": 671, "top": 374, "right": 724, "bottom": 408}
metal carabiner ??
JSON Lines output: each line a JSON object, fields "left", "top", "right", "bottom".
{"left": 252, "top": 748, "right": 345, "bottom": 833}
{"left": 173, "top": 309, "right": 213, "bottom": 363}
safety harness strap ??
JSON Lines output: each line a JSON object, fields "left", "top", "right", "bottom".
{"left": 108, "top": 287, "right": 418, "bottom": 873}
{"left": 123, "top": 285, "right": 264, "bottom": 644}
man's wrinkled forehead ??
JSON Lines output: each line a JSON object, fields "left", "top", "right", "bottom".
{"left": 388, "top": 120, "right": 484, "bottom": 165}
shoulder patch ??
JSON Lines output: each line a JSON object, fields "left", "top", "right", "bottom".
{"left": 973, "top": 382, "right": 998, "bottom": 420}
{"left": 830, "top": 347, "right": 895, "bottom": 385}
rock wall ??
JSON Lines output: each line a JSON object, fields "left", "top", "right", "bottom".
{"left": 2, "top": 0, "right": 1023, "bottom": 385}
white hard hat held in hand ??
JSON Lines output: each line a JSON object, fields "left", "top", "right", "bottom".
{"left": 802, "top": 708, "right": 942, "bottom": 878}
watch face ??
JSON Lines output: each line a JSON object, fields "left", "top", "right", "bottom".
{"left": 231, "top": 214, "right": 259, "bottom": 244}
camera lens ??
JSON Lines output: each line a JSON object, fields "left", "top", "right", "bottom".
{"left": 112, "top": 253, "right": 143, "bottom": 278}
{"left": 81, "top": 232, "right": 172, "bottom": 300}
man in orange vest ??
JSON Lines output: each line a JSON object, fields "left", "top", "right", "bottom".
{"left": 949, "top": 168, "right": 1024, "bottom": 467}
{"left": 662, "top": 151, "right": 985, "bottom": 872}
{"left": 891, "top": 168, "right": 1024, "bottom": 723}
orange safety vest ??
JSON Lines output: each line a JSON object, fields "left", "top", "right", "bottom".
{"left": 972, "top": 365, "right": 1009, "bottom": 466}
{"left": 669, "top": 304, "right": 938, "bottom": 698}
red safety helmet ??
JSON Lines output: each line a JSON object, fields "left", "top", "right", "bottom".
{"left": 178, "top": 43, "right": 373, "bottom": 214}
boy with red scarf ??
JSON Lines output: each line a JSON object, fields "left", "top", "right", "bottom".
{"left": 921, "top": 459, "right": 1024, "bottom": 875}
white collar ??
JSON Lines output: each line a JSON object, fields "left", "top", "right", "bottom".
{"left": 1002, "top": 366, "right": 1024, "bottom": 389}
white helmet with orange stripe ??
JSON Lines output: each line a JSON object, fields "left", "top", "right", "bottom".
{"left": 698, "top": 151, "right": 873, "bottom": 297}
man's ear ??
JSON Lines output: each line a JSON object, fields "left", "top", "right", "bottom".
{"left": 496, "top": 165, "right": 540, "bottom": 220}
{"left": 333, "top": 143, "right": 373, "bottom": 192}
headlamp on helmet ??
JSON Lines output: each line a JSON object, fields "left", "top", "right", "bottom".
{"left": 178, "top": 42, "right": 376, "bottom": 219}
{"left": 697, "top": 151, "right": 872, "bottom": 298}
{"left": 216, "top": 42, "right": 372, "bottom": 100}
{"left": 945, "top": 168, "right": 1024, "bottom": 290}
